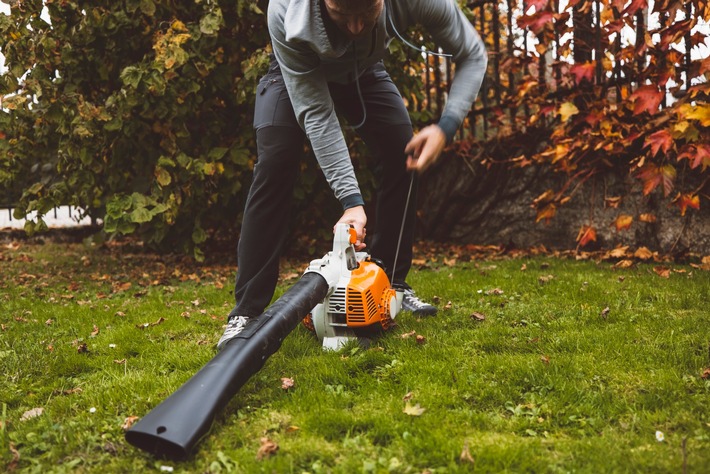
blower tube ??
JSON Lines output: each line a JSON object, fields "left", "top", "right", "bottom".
{"left": 125, "top": 272, "right": 329, "bottom": 459}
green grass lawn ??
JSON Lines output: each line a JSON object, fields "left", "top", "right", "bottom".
{"left": 1, "top": 237, "right": 708, "bottom": 473}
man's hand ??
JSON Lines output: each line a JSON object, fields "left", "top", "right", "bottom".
{"left": 405, "top": 124, "right": 447, "bottom": 173}
{"left": 336, "top": 205, "right": 367, "bottom": 250}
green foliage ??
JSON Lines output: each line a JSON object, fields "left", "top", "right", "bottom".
{"left": 0, "top": 0, "right": 272, "bottom": 258}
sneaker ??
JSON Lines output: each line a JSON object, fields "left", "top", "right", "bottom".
{"left": 217, "top": 315, "right": 250, "bottom": 350}
{"left": 401, "top": 288, "right": 438, "bottom": 316}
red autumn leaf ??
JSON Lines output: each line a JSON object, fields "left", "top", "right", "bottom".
{"left": 613, "top": 215, "right": 633, "bottom": 232}
{"left": 629, "top": 85, "right": 663, "bottom": 115}
{"left": 636, "top": 164, "right": 676, "bottom": 196}
{"left": 576, "top": 225, "right": 597, "bottom": 247}
{"left": 677, "top": 144, "right": 710, "bottom": 171}
{"left": 643, "top": 129, "right": 673, "bottom": 157}
{"left": 517, "top": 10, "right": 555, "bottom": 34}
{"left": 570, "top": 62, "right": 596, "bottom": 85}
{"left": 524, "top": 0, "right": 549, "bottom": 11}
{"left": 673, "top": 193, "right": 700, "bottom": 216}
{"left": 623, "top": 0, "right": 648, "bottom": 16}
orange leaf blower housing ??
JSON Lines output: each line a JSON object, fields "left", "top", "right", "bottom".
{"left": 303, "top": 224, "right": 403, "bottom": 350}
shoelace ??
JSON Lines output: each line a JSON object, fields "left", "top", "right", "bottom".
{"left": 403, "top": 290, "right": 428, "bottom": 308}
{"left": 223, "top": 316, "right": 248, "bottom": 337}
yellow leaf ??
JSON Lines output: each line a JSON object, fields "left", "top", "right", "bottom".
{"left": 679, "top": 104, "right": 710, "bottom": 127}
{"left": 403, "top": 402, "right": 426, "bottom": 416}
{"left": 559, "top": 102, "right": 579, "bottom": 122}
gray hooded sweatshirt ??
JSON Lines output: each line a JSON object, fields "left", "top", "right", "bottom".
{"left": 268, "top": 0, "right": 487, "bottom": 209}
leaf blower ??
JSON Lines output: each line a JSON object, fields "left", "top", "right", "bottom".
{"left": 125, "top": 223, "right": 402, "bottom": 459}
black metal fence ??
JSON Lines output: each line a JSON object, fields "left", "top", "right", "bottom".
{"left": 417, "top": 0, "right": 703, "bottom": 141}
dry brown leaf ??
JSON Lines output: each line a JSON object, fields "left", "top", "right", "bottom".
{"left": 415, "top": 335, "right": 427, "bottom": 344}
{"left": 608, "top": 246, "right": 629, "bottom": 258}
{"left": 601, "top": 307, "right": 611, "bottom": 319}
{"left": 614, "top": 259, "right": 634, "bottom": 269}
{"left": 639, "top": 213, "right": 657, "bottom": 223}
{"left": 281, "top": 377, "right": 295, "bottom": 390}
{"left": 701, "top": 368, "right": 710, "bottom": 379}
{"left": 538, "top": 275, "right": 555, "bottom": 285}
{"left": 470, "top": 312, "right": 486, "bottom": 321}
{"left": 91, "top": 324, "right": 100, "bottom": 337}
{"left": 121, "top": 416, "right": 139, "bottom": 431}
{"left": 540, "top": 355, "right": 550, "bottom": 365}
{"left": 634, "top": 247, "right": 654, "bottom": 260}
{"left": 77, "top": 343, "right": 89, "bottom": 354}
{"left": 402, "top": 391, "right": 414, "bottom": 401}
{"left": 486, "top": 288, "right": 504, "bottom": 295}
{"left": 256, "top": 437, "right": 279, "bottom": 460}
{"left": 443, "top": 301, "right": 453, "bottom": 310}
{"left": 460, "top": 440, "right": 475, "bottom": 465}
{"left": 114, "top": 359, "right": 126, "bottom": 365}
{"left": 8, "top": 442, "right": 20, "bottom": 471}
{"left": 653, "top": 266, "right": 671, "bottom": 278}
{"left": 401, "top": 330, "right": 416, "bottom": 339}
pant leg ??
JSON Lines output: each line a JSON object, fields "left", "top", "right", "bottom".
{"left": 328, "top": 64, "right": 416, "bottom": 285}
{"left": 232, "top": 63, "right": 305, "bottom": 318}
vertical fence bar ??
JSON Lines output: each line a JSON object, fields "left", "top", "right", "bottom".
{"left": 479, "top": 2, "right": 488, "bottom": 140}
{"left": 506, "top": 0, "right": 516, "bottom": 132}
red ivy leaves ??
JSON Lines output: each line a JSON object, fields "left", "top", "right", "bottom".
{"left": 570, "top": 62, "right": 596, "bottom": 85}
{"left": 673, "top": 193, "right": 700, "bottom": 216}
{"left": 636, "top": 164, "right": 677, "bottom": 196}
{"left": 629, "top": 85, "right": 664, "bottom": 115}
{"left": 677, "top": 144, "right": 710, "bottom": 171}
{"left": 644, "top": 129, "right": 674, "bottom": 157}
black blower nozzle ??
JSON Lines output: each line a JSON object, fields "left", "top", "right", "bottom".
{"left": 125, "top": 272, "right": 329, "bottom": 459}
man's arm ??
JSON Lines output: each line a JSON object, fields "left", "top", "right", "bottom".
{"left": 267, "top": 1, "right": 365, "bottom": 211}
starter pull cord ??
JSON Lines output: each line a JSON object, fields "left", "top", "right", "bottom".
{"left": 390, "top": 172, "right": 415, "bottom": 285}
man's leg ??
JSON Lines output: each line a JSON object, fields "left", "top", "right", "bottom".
{"left": 220, "top": 64, "right": 304, "bottom": 348}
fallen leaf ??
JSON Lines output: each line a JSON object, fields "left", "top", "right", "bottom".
{"left": 20, "top": 407, "right": 44, "bottom": 421}
{"left": 608, "top": 246, "right": 629, "bottom": 258}
{"left": 416, "top": 335, "right": 427, "bottom": 345}
{"left": 654, "top": 266, "right": 671, "bottom": 278}
{"left": 256, "top": 437, "right": 279, "bottom": 460}
{"left": 401, "top": 330, "right": 416, "bottom": 339}
{"left": 540, "top": 355, "right": 550, "bottom": 364}
{"left": 701, "top": 368, "right": 710, "bottom": 379}
{"left": 77, "top": 343, "right": 89, "bottom": 354}
{"left": 8, "top": 442, "right": 19, "bottom": 471}
{"left": 486, "top": 288, "right": 504, "bottom": 295}
{"left": 538, "top": 275, "right": 555, "bottom": 285}
{"left": 403, "top": 402, "right": 426, "bottom": 416}
{"left": 634, "top": 247, "right": 654, "bottom": 260}
{"left": 122, "top": 416, "right": 139, "bottom": 431}
{"left": 601, "top": 307, "right": 611, "bottom": 318}
{"left": 114, "top": 359, "right": 126, "bottom": 364}
{"left": 520, "top": 263, "right": 527, "bottom": 271}
{"left": 639, "top": 213, "right": 657, "bottom": 223}
{"left": 614, "top": 259, "right": 634, "bottom": 269}
{"left": 91, "top": 325, "right": 100, "bottom": 337}
{"left": 281, "top": 377, "right": 295, "bottom": 390}
{"left": 285, "top": 425, "right": 300, "bottom": 433}
{"left": 443, "top": 301, "right": 453, "bottom": 310}
{"left": 460, "top": 440, "right": 475, "bottom": 465}
{"left": 470, "top": 312, "right": 486, "bottom": 321}
{"left": 402, "top": 391, "right": 414, "bottom": 401}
